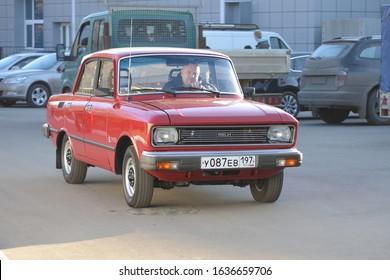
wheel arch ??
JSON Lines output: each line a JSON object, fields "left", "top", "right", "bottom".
{"left": 115, "top": 135, "right": 134, "bottom": 175}
{"left": 281, "top": 86, "right": 299, "bottom": 94}
{"left": 359, "top": 84, "right": 379, "bottom": 118}
{"left": 28, "top": 81, "right": 52, "bottom": 95}
{"left": 55, "top": 130, "right": 67, "bottom": 169}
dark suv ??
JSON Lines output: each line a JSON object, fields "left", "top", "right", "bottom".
{"left": 299, "top": 36, "right": 390, "bottom": 125}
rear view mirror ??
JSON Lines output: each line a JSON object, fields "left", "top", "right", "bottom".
{"left": 243, "top": 87, "right": 255, "bottom": 97}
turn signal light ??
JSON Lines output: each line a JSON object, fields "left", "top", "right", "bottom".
{"left": 276, "top": 158, "right": 300, "bottom": 167}
{"left": 156, "top": 161, "right": 179, "bottom": 170}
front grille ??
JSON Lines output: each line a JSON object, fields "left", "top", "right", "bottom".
{"left": 178, "top": 126, "right": 270, "bottom": 145}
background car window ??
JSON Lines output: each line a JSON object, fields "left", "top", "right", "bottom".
{"left": 269, "top": 37, "right": 288, "bottom": 49}
{"left": 359, "top": 45, "right": 381, "bottom": 59}
{"left": 311, "top": 44, "right": 349, "bottom": 58}
{"left": 291, "top": 56, "right": 309, "bottom": 71}
{"left": 23, "top": 54, "right": 57, "bottom": 70}
{"left": 76, "top": 60, "right": 97, "bottom": 94}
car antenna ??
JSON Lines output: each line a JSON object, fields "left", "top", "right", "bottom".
{"left": 126, "top": 18, "right": 133, "bottom": 101}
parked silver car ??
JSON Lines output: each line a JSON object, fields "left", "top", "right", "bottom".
{"left": 0, "top": 52, "right": 45, "bottom": 72}
{"left": 299, "top": 35, "right": 390, "bottom": 125}
{"left": 0, "top": 53, "right": 63, "bottom": 108}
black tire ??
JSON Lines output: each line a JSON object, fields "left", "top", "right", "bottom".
{"left": 0, "top": 100, "right": 16, "bottom": 107}
{"left": 366, "top": 88, "right": 390, "bottom": 125}
{"left": 281, "top": 91, "right": 300, "bottom": 117}
{"left": 250, "top": 171, "right": 284, "bottom": 203}
{"left": 317, "top": 108, "right": 350, "bottom": 124}
{"left": 27, "top": 83, "right": 50, "bottom": 108}
{"left": 61, "top": 135, "right": 87, "bottom": 184}
{"left": 122, "top": 146, "right": 154, "bottom": 208}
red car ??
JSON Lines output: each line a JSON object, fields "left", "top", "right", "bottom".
{"left": 42, "top": 47, "right": 302, "bottom": 208}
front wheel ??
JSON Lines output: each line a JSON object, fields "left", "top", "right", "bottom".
{"left": 27, "top": 83, "right": 50, "bottom": 108}
{"left": 122, "top": 146, "right": 154, "bottom": 208}
{"left": 250, "top": 171, "right": 284, "bottom": 203}
{"left": 61, "top": 135, "right": 87, "bottom": 184}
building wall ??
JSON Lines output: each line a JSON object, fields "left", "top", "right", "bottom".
{"left": 2, "top": 0, "right": 390, "bottom": 57}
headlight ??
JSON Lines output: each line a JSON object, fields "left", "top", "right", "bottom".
{"left": 153, "top": 127, "right": 178, "bottom": 145}
{"left": 4, "top": 76, "right": 27, "bottom": 84}
{"left": 267, "top": 126, "right": 292, "bottom": 143}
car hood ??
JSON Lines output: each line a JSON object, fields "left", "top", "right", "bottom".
{"left": 0, "top": 69, "right": 46, "bottom": 78}
{"left": 137, "top": 97, "right": 293, "bottom": 125}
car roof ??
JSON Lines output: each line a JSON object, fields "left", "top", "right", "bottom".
{"left": 323, "top": 35, "right": 381, "bottom": 44}
{"left": 84, "top": 47, "right": 231, "bottom": 61}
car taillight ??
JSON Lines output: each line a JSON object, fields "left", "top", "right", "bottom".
{"left": 336, "top": 74, "right": 347, "bottom": 88}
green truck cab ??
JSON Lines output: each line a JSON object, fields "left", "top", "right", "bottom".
{"left": 56, "top": 9, "right": 197, "bottom": 92}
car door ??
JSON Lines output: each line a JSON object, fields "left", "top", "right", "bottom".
{"left": 64, "top": 59, "right": 97, "bottom": 158}
{"left": 83, "top": 59, "right": 115, "bottom": 169}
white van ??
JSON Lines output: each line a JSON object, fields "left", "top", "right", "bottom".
{"left": 201, "top": 24, "right": 292, "bottom": 50}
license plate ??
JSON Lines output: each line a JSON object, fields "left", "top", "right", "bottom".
{"left": 201, "top": 155, "right": 256, "bottom": 169}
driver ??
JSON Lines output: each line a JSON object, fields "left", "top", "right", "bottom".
{"left": 163, "top": 63, "right": 207, "bottom": 91}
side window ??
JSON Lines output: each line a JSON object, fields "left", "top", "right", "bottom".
{"left": 359, "top": 45, "right": 381, "bottom": 59}
{"left": 91, "top": 20, "right": 105, "bottom": 52}
{"left": 71, "top": 22, "right": 90, "bottom": 57}
{"left": 269, "top": 37, "right": 288, "bottom": 49}
{"left": 96, "top": 60, "right": 114, "bottom": 96}
{"left": 76, "top": 60, "right": 98, "bottom": 94}
{"left": 13, "top": 56, "right": 40, "bottom": 69}
{"left": 291, "top": 56, "right": 309, "bottom": 71}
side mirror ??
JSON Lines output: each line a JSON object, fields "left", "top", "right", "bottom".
{"left": 56, "top": 44, "right": 66, "bottom": 61}
{"left": 56, "top": 44, "right": 73, "bottom": 61}
{"left": 243, "top": 87, "right": 255, "bottom": 97}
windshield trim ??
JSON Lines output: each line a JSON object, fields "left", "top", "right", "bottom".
{"left": 117, "top": 53, "right": 241, "bottom": 97}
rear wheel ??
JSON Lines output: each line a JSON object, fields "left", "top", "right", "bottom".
{"left": 317, "top": 108, "right": 350, "bottom": 124}
{"left": 250, "top": 171, "right": 284, "bottom": 203}
{"left": 61, "top": 135, "right": 88, "bottom": 184}
{"left": 366, "top": 88, "right": 390, "bottom": 125}
{"left": 281, "top": 91, "right": 299, "bottom": 117}
{"left": 122, "top": 146, "right": 154, "bottom": 208}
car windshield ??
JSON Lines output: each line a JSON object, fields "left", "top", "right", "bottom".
{"left": 22, "top": 53, "right": 56, "bottom": 70}
{"left": 118, "top": 54, "right": 241, "bottom": 95}
{"left": 311, "top": 43, "right": 351, "bottom": 58}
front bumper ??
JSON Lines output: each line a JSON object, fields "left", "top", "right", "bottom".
{"left": 140, "top": 148, "right": 303, "bottom": 171}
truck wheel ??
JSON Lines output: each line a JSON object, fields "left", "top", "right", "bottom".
{"left": 281, "top": 91, "right": 299, "bottom": 117}
{"left": 317, "top": 108, "right": 349, "bottom": 124}
{"left": 122, "top": 146, "right": 154, "bottom": 208}
{"left": 366, "top": 88, "right": 390, "bottom": 125}
{"left": 61, "top": 135, "right": 87, "bottom": 184}
{"left": 250, "top": 171, "right": 283, "bottom": 203}
{"left": 27, "top": 83, "right": 50, "bottom": 108}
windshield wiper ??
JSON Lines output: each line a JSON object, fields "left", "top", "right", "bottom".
{"left": 170, "top": 86, "right": 221, "bottom": 97}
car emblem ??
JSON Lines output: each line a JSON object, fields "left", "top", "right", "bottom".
{"left": 217, "top": 132, "right": 232, "bottom": 137}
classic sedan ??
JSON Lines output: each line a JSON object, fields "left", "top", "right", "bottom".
{"left": 0, "top": 53, "right": 63, "bottom": 107}
{"left": 42, "top": 47, "right": 303, "bottom": 208}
